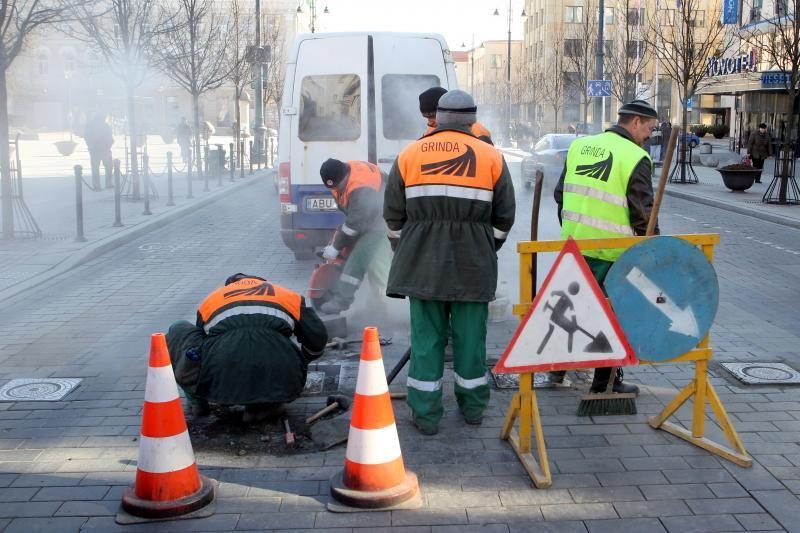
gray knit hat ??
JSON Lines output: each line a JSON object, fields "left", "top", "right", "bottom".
{"left": 436, "top": 90, "right": 477, "bottom": 126}
{"left": 618, "top": 99, "right": 658, "bottom": 118}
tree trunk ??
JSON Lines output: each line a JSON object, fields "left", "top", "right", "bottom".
{"left": 126, "top": 84, "right": 140, "bottom": 200}
{"left": 681, "top": 90, "right": 689, "bottom": 184}
{"left": 234, "top": 87, "right": 241, "bottom": 164}
{"left": 553, "top": 106, "right": 560, "bottom": 133}
{"left": 0, "top": 68, "right": 12, "bottom": 238}
{"left": 192, "top": 92, "right": 202, "bottom": 177}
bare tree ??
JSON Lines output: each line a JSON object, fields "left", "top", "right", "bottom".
{"left": 72, "top": 0, "right": 167, "bottom": 198}
{"left": 0, "top": 0, "right": 88, "bottom": 238}
{"left": 647, "top": 0, "right": 733, "bottom": 143}
{"left": 542, "top": 33, "right": 567, "bottom": 133}
{"left": 741, "top": 0, "right": 800, "bottom": 146}
{"left": 261, "top": 11, "right": 285, "bottom": 132}
{"left": 227, "top": 0, "right": 254, "bottom": 157}
{"left": 155, "top": 0, "right": 231, "bottom": 175}
{"left": 564, "top": 0, "right": 598, "bottom": 126}
{"left": 606, "top": 0, "right": 652, "bottom": 104}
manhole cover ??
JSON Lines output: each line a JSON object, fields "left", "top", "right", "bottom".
{"left": 720, "top": 362, "right": 800, "bottom": 385}
{"left": 302, "top": 365, "right": 341, "bottom": 396}
{"left": 0, "top": 378, "right": 82, "bottom": 401}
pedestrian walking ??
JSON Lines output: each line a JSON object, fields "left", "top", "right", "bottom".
{"left": 317, "top": 158, "right": 392, "bottom": 315}
{"left": 83, "top": 114, "right": 113, "bottom": 189}
{"left": 384, "top": 90, "right": 516, "bottom": 435}
{"left": 660, "top": 120, "right": 672, "bottom": 155}
{"left": 176, "top": 117, "right": 192, "bottom": 163}
{"left": 165, "top": 273, "right": 327, "bottom": 423}
{"left": 548, "top": 99, "right": 661, "bottom": 394}
{"left": 747, "top": 123, "right": 773, "bottom": 182}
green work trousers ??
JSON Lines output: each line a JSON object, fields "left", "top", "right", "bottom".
{"left": 407, "top": 298, "right": 490, "bottom": 430}
{"left": 331, "top": 230, "right": 392, "bottom": 308}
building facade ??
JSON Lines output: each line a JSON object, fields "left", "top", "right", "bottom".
{"left": 463, "top": 40, "right": 523, "bottom": 137}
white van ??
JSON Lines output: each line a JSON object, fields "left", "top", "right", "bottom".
{"left": 277, "top": 32, "right": 458, "bottom": 259}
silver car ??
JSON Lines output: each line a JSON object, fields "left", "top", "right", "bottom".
{"left": 521, "top": 134, "right": 579, "bottom": 187}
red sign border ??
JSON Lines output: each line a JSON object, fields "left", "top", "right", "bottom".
{"left": 493, "top": 238, "right": 636, "bottom": 374}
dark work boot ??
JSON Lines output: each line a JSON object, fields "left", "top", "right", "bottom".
{"left": 547, "top": 371, "right": 566, "bottom": 385}
{"left": 590, "top": 368, "right": 639, "bottom": 395}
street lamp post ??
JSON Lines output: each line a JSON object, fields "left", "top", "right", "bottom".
{"left": 254, "top": 0, "right": 265, "bottom": 165}
{"left": 495, "top": 1, "right": 513, "bottom": 145}
{"left": 297, "top": 1, "right": 329, "bottom": 34}
{"left": 594, "top": 0, "right": 605, "bottom": 132}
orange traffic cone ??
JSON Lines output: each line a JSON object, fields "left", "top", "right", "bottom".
{"left": 329, "top": 327, "right": 420, "bottom": 511}
{"left": 120, "top": 333, "right": 215, "bottom": 520}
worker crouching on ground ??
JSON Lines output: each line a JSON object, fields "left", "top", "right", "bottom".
{"left": 550, "top": 99, "right": 661, "bottom": 394}
{"left": 419, "top": 86, "right": 494, "bottom": 144}
{"left": 166, "top": 273, "right": 328, "bottom": 423}
{"left": 317, "top": 158, "right": 392, "bottom": 315}
{"left": 384, "top": 90, "right": 516, "bottom": 435}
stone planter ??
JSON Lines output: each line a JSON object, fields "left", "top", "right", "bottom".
{"left": 717, "top": 168, "right": 761, "bottom": 191}
{"left": 54, "top": 140, "right": 77, "bottom": 156}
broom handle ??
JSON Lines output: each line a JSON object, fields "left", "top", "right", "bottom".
{"left": 606, "top": 126, "right": 677, "bottom": 394}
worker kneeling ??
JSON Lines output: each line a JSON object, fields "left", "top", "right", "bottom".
{"left": 166, "top": 273, "right": 328, "bottom": 423}
{"left": 317, "top": 158, "right": 392, "bottom": 315}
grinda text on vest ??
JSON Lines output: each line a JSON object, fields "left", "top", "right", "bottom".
{"left": 580, "top": 145, "right": 607, "bottom": 158}
{"left": 420, "top": 141, "right": 462, "bottom": 153}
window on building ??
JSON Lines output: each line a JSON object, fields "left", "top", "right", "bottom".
{"left": 749, "top": 0, "right": 763, "bottom": 21}
{"left": 382, "top": 74, "right": 440, "bottom": 139}
{"left": 604, "top": 7, "right": 615, "bottom": 24}
{"left": 659, "top": 9, "right": 674, "bottom": 26}
{"left": 626, "top": 40, "right": 645, "bottom": 58}
{"left": 36, "top": 48, "right": 50, "bottom": 76}
{"left": 299, "top": 74, "right": 361, "bottom": 142}
{"left": 491, "top": 54, "right": 503, "bottom": 69}
{"left": 565, "top": 39, "right": 583, "bottom": 57}
{"left": 604, "top": 40, "right": 613, "bottom": 55}
{"left": 564, "top": 6, "right": 583, "bottom": 23}
{"left": 626, "top": 7, "right": 645, "bottom": 25}
{"left": 691, "top": 10, "right": 705, "bottom": 26}
{"left": 60, "top": 47, "right": 76, "bottom": 75}
{"left": 776, "top": 0, "right": 788, "bottom": 16}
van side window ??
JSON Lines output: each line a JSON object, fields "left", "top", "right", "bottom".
{"left": 382, "top": 74, "right": 440, "bottom": 140}
{"left": 299, "top": 74, "right": 361, "bottom": 141}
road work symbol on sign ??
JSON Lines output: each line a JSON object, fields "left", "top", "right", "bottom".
{"left": 605, "top": 236, "right": 719, "bottom": 362}
{"left": 494, "top": 238, "right": 636, "bottom": 374}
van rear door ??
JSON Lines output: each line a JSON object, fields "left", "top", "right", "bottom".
{"left": 373, "top": 36, "right": 454, "bottom": 173}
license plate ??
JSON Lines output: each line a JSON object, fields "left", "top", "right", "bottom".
{"left": 305, "top": 197, "right": 338, "bottom": 211}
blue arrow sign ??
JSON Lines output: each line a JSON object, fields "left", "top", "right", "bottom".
{"left": 587, "top": 80, "right": 612, "bottom": 98}
{"left": 605, "top": 236, "right": 719, "bottom": 362}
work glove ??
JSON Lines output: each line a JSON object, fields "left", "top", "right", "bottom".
{"left": 494, "top": 238, "right": 506, "bottom": 252}
{"left": 388, "top": 237, "right": 399, "bottom": 252}
{"left": 322, "top": 245, "right": 339, "bottom": 260}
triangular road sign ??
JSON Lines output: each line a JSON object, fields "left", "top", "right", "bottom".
{"left": 494, "top": 238, "right": 636, "bottom": 374}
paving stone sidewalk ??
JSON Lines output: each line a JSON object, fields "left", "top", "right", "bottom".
{"left": 0, "top": 169, "right": 797, "bottom": 532}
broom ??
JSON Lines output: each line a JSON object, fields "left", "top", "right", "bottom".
{"left": 576, "top": 125, "right": 678, "bottom": 417}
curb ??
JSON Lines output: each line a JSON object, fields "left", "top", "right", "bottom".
{"left": 0, "top": 171, "right": 274, "bottom": 305}
{"left": 665, "top": 187, "right": 800, "bottom": 230}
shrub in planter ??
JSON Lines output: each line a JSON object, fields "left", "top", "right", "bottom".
{"left": 710, "top": 124, "right": 729, "bottom": 139}
{"left": 691, "top": 124, "right": 710, "bottom": 137}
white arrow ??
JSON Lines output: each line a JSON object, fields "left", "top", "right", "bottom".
{"left": 625, "top": 267, "right": 700, "bottom": 338}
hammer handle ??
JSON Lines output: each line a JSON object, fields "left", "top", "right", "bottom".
{"left": 305, "top": 402, "right": 339, "bottom": 424}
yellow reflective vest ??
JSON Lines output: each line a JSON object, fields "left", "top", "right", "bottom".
{"left": 561, "top": 131, "right": 651, "bottom": 262}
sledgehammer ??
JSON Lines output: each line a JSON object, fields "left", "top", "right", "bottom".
{"left": 305, "top": 394, "right": 351, "bottom": 425}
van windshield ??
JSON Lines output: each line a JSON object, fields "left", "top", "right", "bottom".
{"left": 299, "top": 74, "right": 361, "bottom": 142}
{"left": 382, "top": 74, "right": 441, "bottom": 140}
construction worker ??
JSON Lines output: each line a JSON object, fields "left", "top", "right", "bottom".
{"left": 318, "top": 159, "right": 392, "bottom": 315}
{"left": 166, "top": 273, "right": 327, "bottom": 423}
{"left": 419, "top": 87, "right": 494, "bottom": 144}
{"left": 385, "top": 90, "right": 516, "bottom": 435}
{"left": 551, "top": 99, "right": 661, "bottom": 394}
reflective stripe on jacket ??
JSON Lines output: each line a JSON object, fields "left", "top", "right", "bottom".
{"left": 561, "top": 131, "right": 651, "bottom": 262}
{"left": 197, "top": 278, "right": 301, "bottom": 334}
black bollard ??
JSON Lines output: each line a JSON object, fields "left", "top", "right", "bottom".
{"left": 229, "top": 142, "right": 235, "bottom": 182}
{"left": 113, "top": 160, "right": 123, "bottom": 227}
{"left": 187, "top": 148, "right": 194, "bottom": 199}
{"left": 74, "top": 165, "right": 87, "bottom": 242}
{"left": 217, "top": 146, "right": 224, "bottom": 187}
{"left": 166, "top": 152, "right": 175, "bottom": 206}
{"left": 240, "top": 141, "right": 245, "bottom": 179}
{"left": 249, "top": 141, "right": 254, "bottom": 175}
{"left": 142, "top": 154, "right": 152, "bottom": 215}
{"left": 203, "top": 145, "right": 210, "bottom": 192}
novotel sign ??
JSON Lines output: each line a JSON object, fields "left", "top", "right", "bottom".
{"left": 706, "top": 50, "right": 758, "bottom": 77}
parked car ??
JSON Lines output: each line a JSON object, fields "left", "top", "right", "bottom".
{"left": 521, "top": 134, "right": 579, "bottom": 187}
{"left": 680, "top": 132, "right": 701, "bottom": 148}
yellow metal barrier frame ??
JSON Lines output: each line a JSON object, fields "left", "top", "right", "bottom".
{"left": 501, "top": 233, "right": 752, "bottom": 489}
